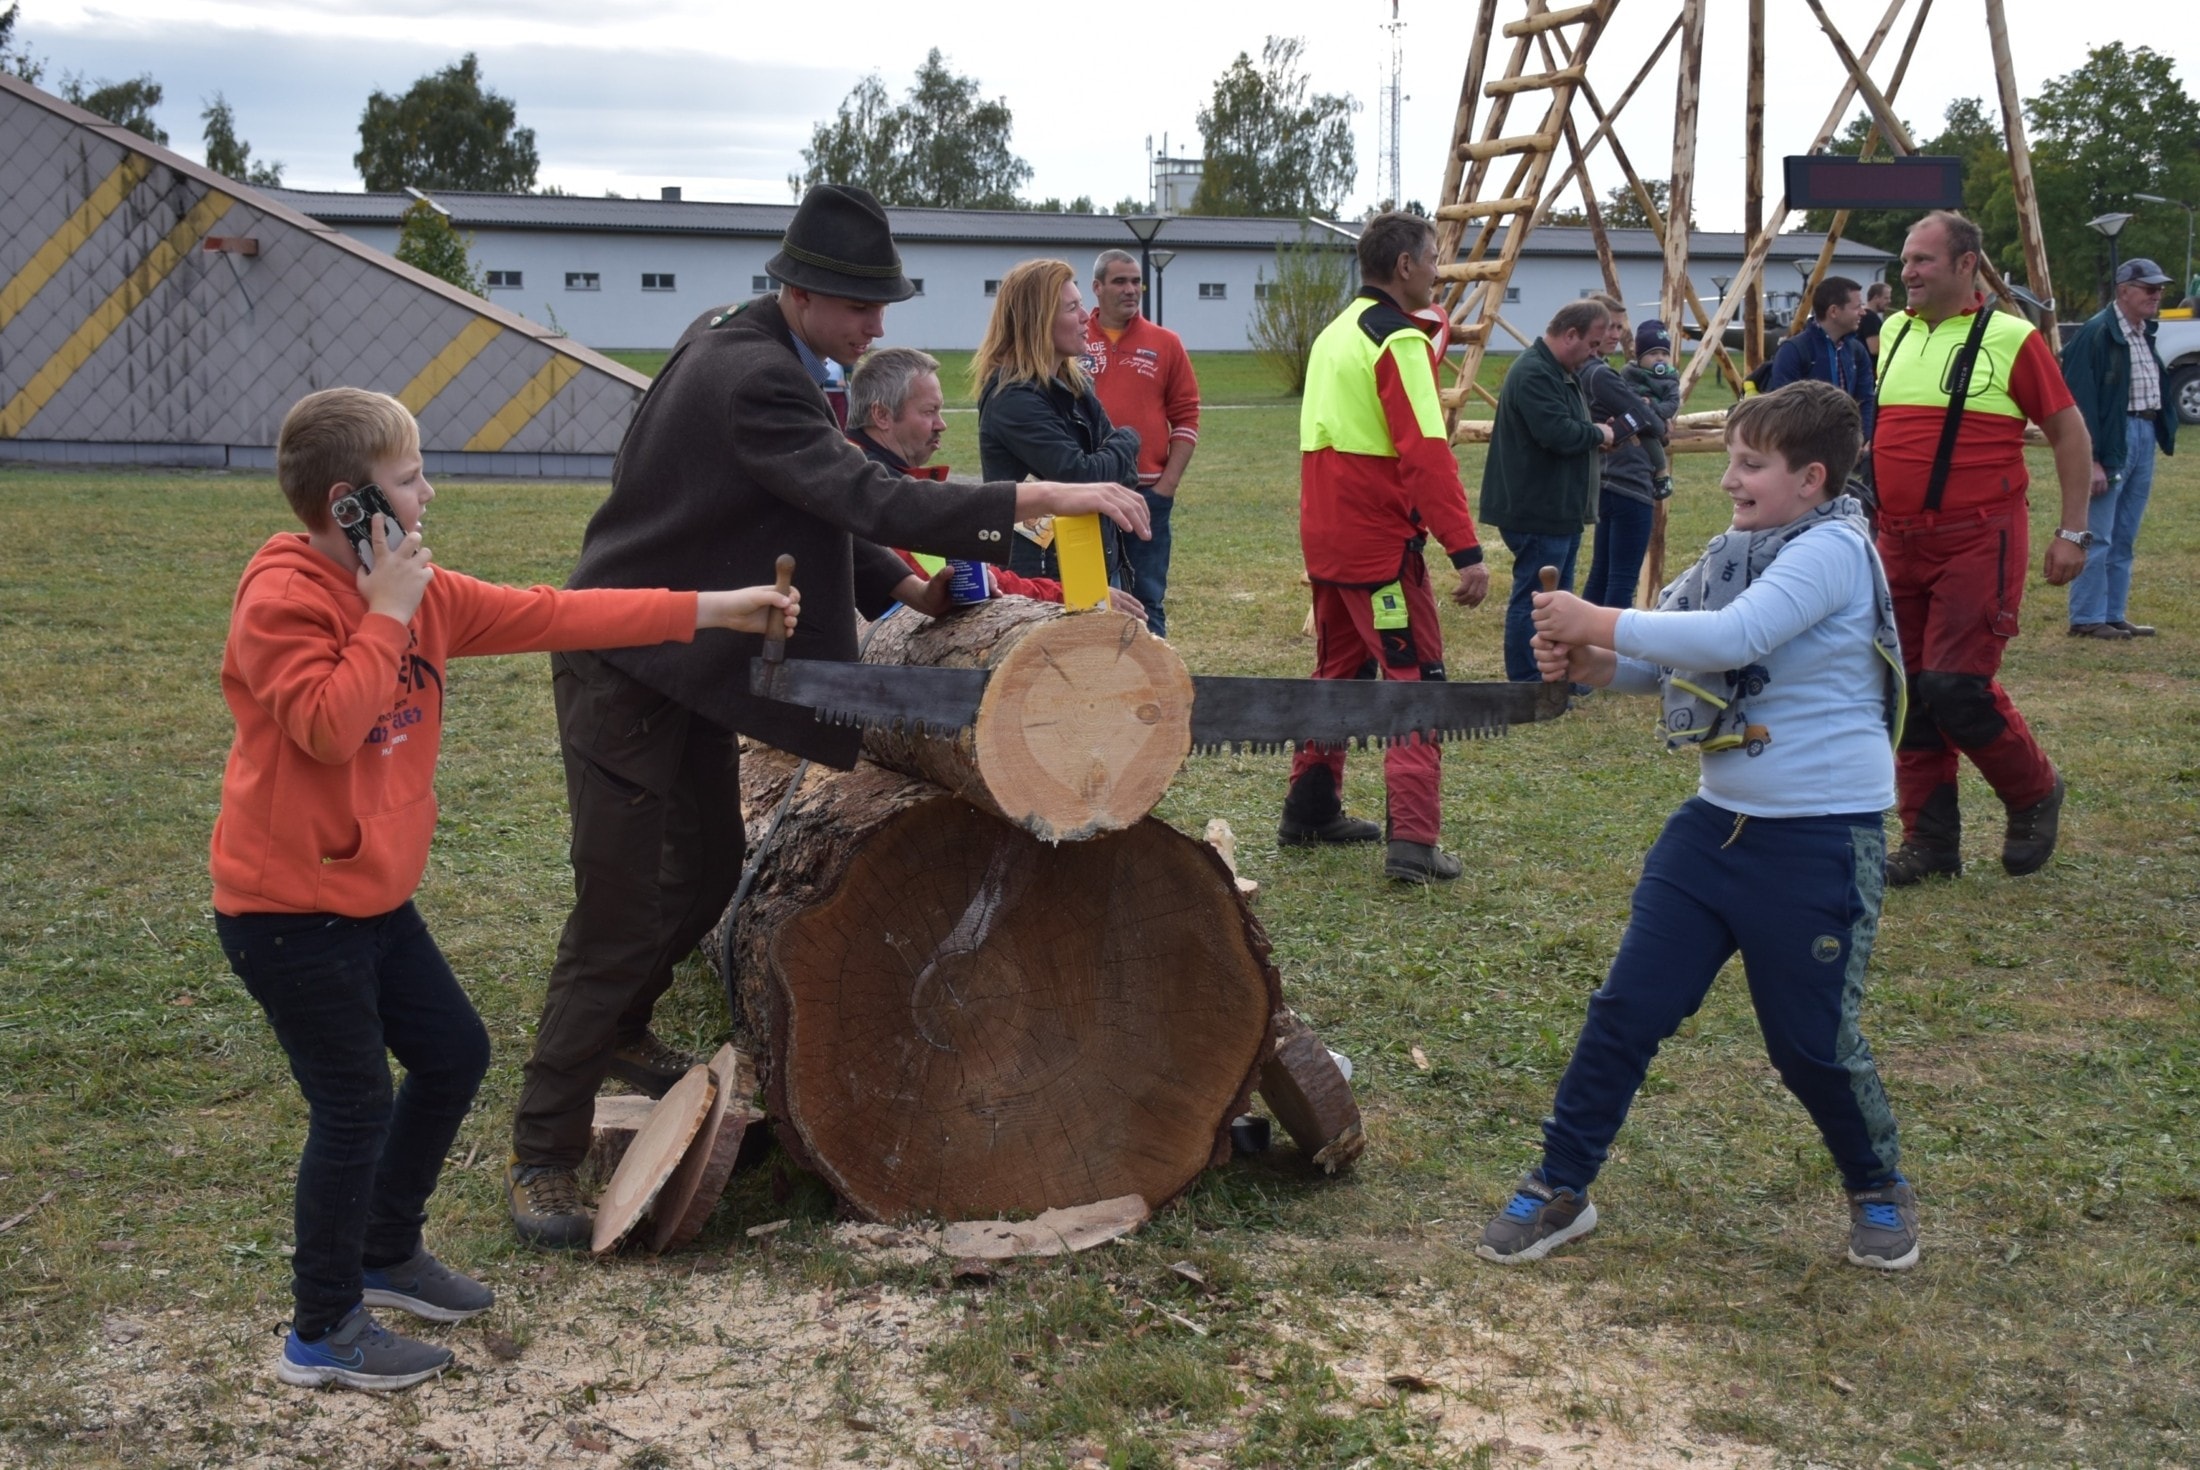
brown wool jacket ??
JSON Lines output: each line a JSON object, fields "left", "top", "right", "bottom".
{"left": 567, "top": 294, "right": 1021, "bottom": 766}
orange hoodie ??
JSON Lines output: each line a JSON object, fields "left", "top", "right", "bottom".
{"left": 210, "top": 533, "right": 699, "bottom": 918}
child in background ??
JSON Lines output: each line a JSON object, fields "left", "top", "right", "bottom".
{"left": 1476, "top": 381, "right": 1916, "bottom": 1272}
{"left": 211, "top": 388, "right": 799, "bottom": 1390}
{"left": 1623, "top": 320, "right": 1682, "bottom": 499}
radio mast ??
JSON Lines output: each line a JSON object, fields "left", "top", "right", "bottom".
{"left": 1378, "top": 0, "right": 1406, "bottom": 207}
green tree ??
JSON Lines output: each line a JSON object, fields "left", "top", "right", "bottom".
{"left": 792, "top": 51, "right": 1031, "bottom": 209}
{"left": 1248, "top": 232, "right": 1355, "bottom": 394}
{"left": 1, "top": 2, "right": 45, "bottom": 84}
{"left": 1194, "top": 37, "right": 1357, "bottom": 218}
{"left": 356, "top": 53, "right": 538, "bottom": 193}
{"left": 62, "top": 72, "right": 166, "bottom": 144}
{"left": 1546, "top": 179, "right": 1694, "bottom": 231}
{"left": 394, "top": 198, "right": 481, "bottom": 295}
{"left": 201, "top": 93, "right": 284, "bottom": 187}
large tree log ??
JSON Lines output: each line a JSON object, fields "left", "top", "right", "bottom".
{"left": 724, "top": 754, "right": 1280, "bottom": 1223}
{"left": 857, "top": 600, "right": 1192, "bottom": 842}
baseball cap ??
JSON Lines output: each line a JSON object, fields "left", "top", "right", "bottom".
{"left": 2114, "top": 258, "right": 2172, "bottom": 287}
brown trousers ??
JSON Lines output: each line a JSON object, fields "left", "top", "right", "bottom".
{"left": 511, "top": 650, "right": 745, "bottom": 1168}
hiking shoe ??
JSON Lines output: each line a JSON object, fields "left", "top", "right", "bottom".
{"left": 1279, "top": 765, "right": 1382, "bottom": 846}
{"left": 1845, "top": 1178, "right": 1920, "bottom": 1271}
{"left": 2067, "top": 622, "right": 2133, "bottom": 640}
{"left": 1476, "top": 1173, "right": 1598, "bottom": 1264}
{"left": 2002, "top": 775, "right": 2065, "bottom": 877}
{"left": 278, "top": 1305, "right": 452, "bottom": 1391}
{"left": 1885, "top": 842, "right": 1961, "bottom": 886}
{"left": 2109, "top": 620, "right": 2156, "bottom": 637}
{"left": 362, "top": 1247, "right": 493, "bottom": 1324}
{"left": 1384, "top": 840, "right": 1463, "bottom": 883}
{"left": 508, "top": 1161, "right": 592, "bottom": 1250}
{"left": 1279, "top": 812, "right": 1382, "bottom": 845}
{"left": 606, "top": 1030, "right": 696, "bottom": 1097}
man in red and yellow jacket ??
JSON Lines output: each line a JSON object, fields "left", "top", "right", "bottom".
{"left": 1872, "top": 211, "right": 2095, "bottom": 885}
{"left": 1281, "top": 212, "right": 1490, "bottom": 884}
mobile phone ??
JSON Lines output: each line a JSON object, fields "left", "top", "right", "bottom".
{"left": 329, "top": 484, "right": 406, "bottom": 571}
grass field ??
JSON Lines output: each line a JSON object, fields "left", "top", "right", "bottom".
{"left": 2, "top": 412, "right": 2196, "bottom": 1467}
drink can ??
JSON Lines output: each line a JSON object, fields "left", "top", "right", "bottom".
{"left": 944, "top": 559, "right": 992, "bottom": 605}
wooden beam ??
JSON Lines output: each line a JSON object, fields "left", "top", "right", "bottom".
{"left": 1503, "top": 3, "right": 1598, "bottom": 38}
{"left": 1540, "top": 32, "right": 1622, "bottom": 303}
{"left": 1435, "top": 0, "right": 1502, "bottom": 266}
{"left": 1436, "top": 260, "right": 1512, "bottom": 282}
{"left": 1456, "top": 131, "right": 1559, "bottom": 163}
{"left": 1800, "top": 0, "right": 1934, "bottom": 309}
{"left": 1434, "top": 196, "right": 1536, "bottom": 221}
{"left": 1660, "top": 0, "right": 1704, "bottom": 337}
{"left": 1744, "top": 0, "right": 1766, "bottom": 369}
{"left": 1486, "top": 65, "right": 1586, "bottom": 97}
{"left": 1985, "top": 0, "right": 2057, "bottom": 336}
{"left": 1532, "top": 13, "right": 1682, "bottom": 227}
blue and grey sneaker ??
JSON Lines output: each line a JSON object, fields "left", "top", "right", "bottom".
{"left": 362, "top": 1247, "right": 494, "bottom": 1323}
{"left": 1846, "top": 1178, "right": 1920, "bottom": 1270}
{"left": 278, "top": 1305, "right": 453, "bottom": 1391}
{"left": 1476, "top": 1172, "right": 1599, "bottom": 1264}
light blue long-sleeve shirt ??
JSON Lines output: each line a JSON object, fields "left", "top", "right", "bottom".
{"left": 1609, "top": 521, "right": 1896, "bottom": 818}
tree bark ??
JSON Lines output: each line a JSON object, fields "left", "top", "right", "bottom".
{"left": 856, "top": 600, "right": 1193, "bottom": 843}
{"left": 721, "top": 755, "right": 1281, "bottom": 1224}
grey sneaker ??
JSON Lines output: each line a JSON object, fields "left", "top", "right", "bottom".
{"left": 606, "top": 1030, "right": 697, "bottom": 1097}
{"left": 1476, "top": 1172, "right": 1598, "bottom": 1264}
{"left": 278, "top": 1305, "right": 452, "bottom": 1391}
{"left": 508, "top": 1161, "right": 593, "bottom": 1250}
{"left": 1384, "top": 840, "right": 1463, "bottom": 883}
{"left": 362, "top": 1247, "right": 494, "bottom": 1323}
{"left": 1846, "top": 1178, "right": 1919, "bottom": 1270}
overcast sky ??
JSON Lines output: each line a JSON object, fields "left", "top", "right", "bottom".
{"left": 16, "top": 2, "right": 2197, "bottom": 231}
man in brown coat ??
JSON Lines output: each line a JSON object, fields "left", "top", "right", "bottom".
{"left": 508, "top": 184, "right": 1149, "bottom": 1245}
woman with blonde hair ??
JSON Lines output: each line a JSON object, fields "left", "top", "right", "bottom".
{"left": 975, "top": 258, "right": 1141, "bottom": 585}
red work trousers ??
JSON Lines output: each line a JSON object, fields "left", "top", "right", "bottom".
{"left": 1288, "top": 557, "right": 1446, "bottom": 846}
{"left": 1876, "top": 504, "right": 2058, "bottom": 835}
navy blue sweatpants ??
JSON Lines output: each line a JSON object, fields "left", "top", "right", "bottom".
{"left": 1539, "top": 797, "right": 1903, "bottom": 1195}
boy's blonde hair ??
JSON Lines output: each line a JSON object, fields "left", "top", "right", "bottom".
{"left": 971, "top": 259, "right": 1084, "bottom": 398}
{"left": 277, "top": 388, "right": 420, "bottom": 529}
{"left": 1724, "top": 380, "right": 1861, "bottom": 492}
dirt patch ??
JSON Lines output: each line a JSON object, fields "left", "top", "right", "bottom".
{"left": 32, "top": 1249, "right": 1777, "bottom": 1470}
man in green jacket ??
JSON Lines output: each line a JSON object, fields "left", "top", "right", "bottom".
{"left": 2061, "top": 258, "right": 2178, "bottom": 639}
{"left": 1479, "top": 300, "right": 1615, "bottom": 679}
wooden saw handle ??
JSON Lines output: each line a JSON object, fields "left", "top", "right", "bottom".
{"left": 762, "top": 554, "right": 795, "bottom": 662}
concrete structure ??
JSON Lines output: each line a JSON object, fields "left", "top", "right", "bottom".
{"left": 267, "top": 187, "right": 1890, "bottom": 356}
{"left": 0, "top": 75, "right": 646, "bottom": 475}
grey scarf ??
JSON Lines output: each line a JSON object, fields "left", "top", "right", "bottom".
{"left": 1652, "top": 494, "right": 1903, "bottom": 757}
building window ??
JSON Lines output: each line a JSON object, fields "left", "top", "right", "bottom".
{"left": 565, "top": 272, "right": 600, "bottom": 291}
{"left": 908, "top": 278, "right": 924, "bottom": 296}
{"left": 1254, "top": 281, "right": 1272, "bottom": 301}
{"left": 752, "top": 274, "right": 774, "bottom": 293}
{"left": 983, "top": 279, "right": 1001, "bottom": 297}
{"left": 1198, "top": 282, "right": 1226, "bottom": 301}
{"left": 485, "top": 270, "right": 522, "bottom": 289}
{"left": 642, "top": 273, "right": 676, "bottom": 291}
{"left": 1505, "top": 286, "right": 1521, "bottom": 304}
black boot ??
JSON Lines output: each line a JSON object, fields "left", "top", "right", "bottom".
{"left": 1888, "top": 783, "right": 1962, "bottom": 886}
{"left": 2002, "top": 775, "right": 2065, "bottom": 877}
{"left": 1278, "top": 765, "right": 1381, "bottom": 846}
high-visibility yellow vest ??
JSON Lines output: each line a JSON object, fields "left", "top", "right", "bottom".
{"left": 1301, "top": 295, "right": 1446, "bottom": 456}
{"left": 1874, "top": 306, "right": 2036, "bottom": 423}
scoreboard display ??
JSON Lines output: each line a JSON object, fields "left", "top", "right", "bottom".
{"left": 1783, "top": 155, "right": 1967, "bottom": 211}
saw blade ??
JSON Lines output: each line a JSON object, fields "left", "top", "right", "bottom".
{"left": 749, "top": 658, "right": 989, "bottom": 736}
{"left": 1185, "top": 674, "right": 1566, "bottom": 754}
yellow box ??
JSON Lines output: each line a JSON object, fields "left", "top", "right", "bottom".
{"left": 1053, "top": 512, "right": 1111, "bottom": 610}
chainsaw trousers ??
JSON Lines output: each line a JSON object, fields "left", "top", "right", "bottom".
{"left": 1288, "top": 556, "right": 1446, "bottom": 846}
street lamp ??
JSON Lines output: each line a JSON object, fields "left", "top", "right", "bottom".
{"left": 2086, "top": 211, "right": 2134, "bottom": 289}
{"left": 1149, "top": 249, "right": 1177, "bottom": 328}
{"left": 2133, "top": 192, "right": 2196, "bottom": 304}
{"left": 1122, "top": 215, "right": 1167, "bottom": 320}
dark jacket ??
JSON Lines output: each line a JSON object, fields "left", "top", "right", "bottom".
{"left": 976, "top": 373, "right": 1141, "bottom": 488}
{"left": 1478, "top": 338, "right": 1604, "bottom": 534}
{"left": 1577, "top": 356, "right": 1661, "bottom": 504}
{"left": 567, "top": 294, "right": 1020, "bottom": 767}
{"left": 1768, "top": 319, "right": 1877, "bottom": 437}
{"left": 2061, "top": 305, "right": 2178, "bottom": 472}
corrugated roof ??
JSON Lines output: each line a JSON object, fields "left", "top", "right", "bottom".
{"left": 259, "top": 188, "right": 1891, "bottom": 261}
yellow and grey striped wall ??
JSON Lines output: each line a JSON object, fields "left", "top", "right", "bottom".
{"left": 0, "top": 74, "right": 646, "bottom": 476}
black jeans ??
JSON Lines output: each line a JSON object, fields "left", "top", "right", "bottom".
{"left": 217, "top": 902, "right": 490, "bottom": 1338}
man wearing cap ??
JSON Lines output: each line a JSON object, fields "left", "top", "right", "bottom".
{"left": 507, "top": 184, "right": 1149, "bottom": 1247}
{"left": 2059, "top": 258, "right": 2178, "bottom": 640}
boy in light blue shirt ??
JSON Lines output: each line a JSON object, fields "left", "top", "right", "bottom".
{"left": 1477, "top": 381, "right": 1918, "bottom": 1272}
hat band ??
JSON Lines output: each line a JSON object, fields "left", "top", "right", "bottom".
{"left": 779, "top": 240, "right": 904, "bottom": 280}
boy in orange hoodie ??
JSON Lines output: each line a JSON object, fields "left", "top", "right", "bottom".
{"left": 210, "top": 388, "right": 798, "bottom": 1392}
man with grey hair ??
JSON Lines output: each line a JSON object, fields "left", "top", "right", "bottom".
{"left": 1083, "top": 247, "right": 1201, "bottom": 635}
{"left": 847, "top": 345, "right": 947, "bottom": 473}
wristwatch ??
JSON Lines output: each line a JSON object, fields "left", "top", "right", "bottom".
{"left": 2054, "top": 528, "right": 2098, "bottom": 549}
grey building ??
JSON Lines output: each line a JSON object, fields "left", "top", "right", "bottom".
{"left": 266, "top": 187, "right": 1891, "bottom": 355}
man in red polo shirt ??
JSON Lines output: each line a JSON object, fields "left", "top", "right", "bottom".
{"left": 1084, "top": 250, "right": 1201, "bottom": 637}
{"left": 1872, "top": 211, "right": 2094, "bottom": 885}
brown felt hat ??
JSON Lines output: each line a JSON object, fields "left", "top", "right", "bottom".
{"left": 766, "top": 184, "right": 915, "bottom": 304}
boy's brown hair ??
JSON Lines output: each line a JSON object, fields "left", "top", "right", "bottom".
{"left": 1725, "top": 380, "right": 1861, "bottom": 492}
{"left": 276, "top": 388, "right": 420, "bottom": 529}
